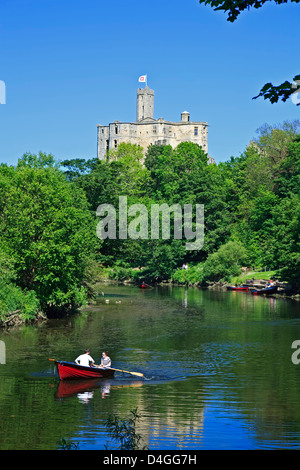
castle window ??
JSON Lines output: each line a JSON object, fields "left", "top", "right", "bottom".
{"left": 106, "top": 140, "right": 109, "bottom": 150}
{"left": 114, "top": 140, "right": 118, "bottom": 148}
{"left": 115, "top": 126, "right": 118, "bottom": 134}
{"left": 194, "top": 127, "right": 198, "bottom": 136}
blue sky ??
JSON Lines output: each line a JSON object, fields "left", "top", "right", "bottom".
{"left": 0, "top": 0, "right": 299, "bottom": 165}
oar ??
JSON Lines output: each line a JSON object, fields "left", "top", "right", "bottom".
{"left": 95, "top": 364, "right": 144, "bottom": 377}
{"left": 111, "top": 367, "right": 144, "bottom": 377}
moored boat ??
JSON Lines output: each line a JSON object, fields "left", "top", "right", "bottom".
{"left": 226, "top": 285, "right": 249, "bottom": 291}
{"left": 251, "top": 286, "right": 278, "bottom": 296}
{"left": 55, "top": 360, "right": 115, "bottom": 380}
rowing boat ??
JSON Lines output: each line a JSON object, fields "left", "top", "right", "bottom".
{"left": 251, "top": 286, "right": 278, "bottom": 296}
{"left": 54, "top": 360, "right": 115, "bottom": 380}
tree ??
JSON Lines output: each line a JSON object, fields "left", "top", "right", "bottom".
{"left": 17, "top": 151, "right": 60, "bottom": 169}
{"left": 199, "top": 0, "right": 300, "bottom": 22}
{"left": 0, "top": 154, "right": 97, "bottom": 316}
{"left": 144, "top": 142, "right": 231, "bottom": 261}
{"left": 254, "top": 120, "right": 300, "bottom": 164}
{"left": 253, "top": 74, "right": 300, "bottom": 106}
{"left": 60, "top": 158, "right": 98, "bottom": 181}
{"left": 274, "top": 136, "right": 300, "bottom": 196}
{"left": 198, "top": 0, "right": 300, "bottom": 105}
{"left": 202, "top": 240, "right": 249, "bottom": 282}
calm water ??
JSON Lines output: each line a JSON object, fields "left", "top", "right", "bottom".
{"left": 1, "top": 284, "right": 300, "bottom": 450}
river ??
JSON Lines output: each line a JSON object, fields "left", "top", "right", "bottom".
{"left": 0, "top": 284, "right": 300, "bottom": 450}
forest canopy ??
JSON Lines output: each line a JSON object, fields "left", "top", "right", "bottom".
{"left": 0, "top": 120, "right": 299, "bottom": 321}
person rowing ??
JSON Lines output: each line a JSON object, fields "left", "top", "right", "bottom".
{"left": 97, "top": 351, "right": 111, "bottom": 369}
{"left": 75, "top": 349, "right": 95, "bottom": 367}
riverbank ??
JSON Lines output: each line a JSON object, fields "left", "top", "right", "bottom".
{"left": 1, "top": 266, "right": 297, "bottom": 328}
{"left": 0, "top": 309, "right": 47, "bottom": 328}
{"left": 95, "top": 266, "right": 300, "bottom": 299}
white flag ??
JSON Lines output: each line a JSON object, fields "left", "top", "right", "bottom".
{"left": 138, "top": 75, "right": 147, "bottom": 83}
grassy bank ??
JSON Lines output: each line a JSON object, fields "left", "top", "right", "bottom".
{"left": 230, "top": 271, "right": 277, "bottom": 286}
{"left": 97, "top": 266, "right": 146, "bottom": 284}
{"left": 96, "top": 263, "right": 283, "bottom": 288}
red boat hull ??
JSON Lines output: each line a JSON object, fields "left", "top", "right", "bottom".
{"left": 56, "top": 378, "right": 110, "bottom": 398}
{"left": 226, "top": 286, "right": 249, "bottom": 291}
{"left": 55, "top": 361, "right": 115, "bottom": 380}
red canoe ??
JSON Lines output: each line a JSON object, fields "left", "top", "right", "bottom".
{"left": 55, "top": 361, "right": 115, "bottom": 380}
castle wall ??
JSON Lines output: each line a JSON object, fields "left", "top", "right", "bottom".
{"left": 97, "top": 120, "right": 208, "bottom": 160}
{"left": 97, "top": 87, "right": 211, "bottom": 162}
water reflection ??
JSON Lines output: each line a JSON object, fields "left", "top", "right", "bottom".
{"left": 56, "top": 378, "right": 144, "bottom": 402}
{"left": 1, "top": 284, "right": 300, "bottom": 450}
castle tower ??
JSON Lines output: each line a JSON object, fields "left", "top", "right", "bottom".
{"left": 137, "top": 86, "right": 154, "bottom": 121}
{"left": 181, "top": 111, "right": 190, "bottom": 122}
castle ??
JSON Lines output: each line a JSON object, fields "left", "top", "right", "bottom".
{"left": 97, "top": 86, "right": 214, "bottom": 163}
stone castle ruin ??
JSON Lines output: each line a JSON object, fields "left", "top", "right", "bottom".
{"left": 97, "top": 86, "right": 214, "bottom": 163}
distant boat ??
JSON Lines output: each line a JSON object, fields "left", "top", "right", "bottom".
{"left": 54, "top": 361, "right": 115, "bottom": 380}
{"left": 226, "top": 285, "right": 249, "bottom": 291}
{"left": 251, "top": 286, "right": 278, "bottom": 296}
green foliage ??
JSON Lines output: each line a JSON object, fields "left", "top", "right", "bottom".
{"left": 231, "top": 270, "right": 277, "bottom": 285}
{"left": 0, "top": 154, "right": 97, "bottom": 317}
{"left": 0, "top": 281, "right": 40, "bottom": 322}
{"left": 255, "top": 121, "right": 300, "bottom": 163}
{"left": 57, "top": 438, "right": 80, "bottom": 450}
{"left": 17, "top": 151, "right": 60, "bottom": 169}
{"left": 105, "top": 408, "right": 148, "bottom": 450}
{"left": 202, "top": 241, "right": 249, "bottom": 283}
{"left": 199, "top": 0, "right": 300, "bottom": 23}
{"left": 254, "top": 75, "right": 300, "bottom": 106}
{"left": 274, "top": 136, "right": 300, "bottom": 196}
{"left": 172, "top": 263, "right": 205, "bottom": 285}
{"left": 278, "top": 254, "right": 300, "bottom": 286}
{"left": 0, "top": 248, "right": 40, "bottom": 322}
{"left": 105, "top": 265, "right": 144, "bottom": 282}
{"left": 1, "top": 121, "right": 299, "bottom": 321}
{"left": 60, "top": 157, "right": 98, "bottom": 181}
{"left": 0, "top": 248, "right": 16, "bottom": 284}
{"left": 68, "top": 131, "right": 299, "bottom": 288}
{"left": 143, "top": 240, "right": 186, "bottom": 281}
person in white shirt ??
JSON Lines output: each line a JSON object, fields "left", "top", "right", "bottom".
{"left": 75, "top": 349, "right": 95, "bottom": 367}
